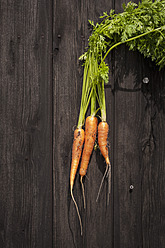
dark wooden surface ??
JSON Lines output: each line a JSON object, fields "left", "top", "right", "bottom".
{"left": 0, "top": 1, "right": 52, "bottom": 247}
{"left": 0, "top": 0, "right": 165, "bottom": 247}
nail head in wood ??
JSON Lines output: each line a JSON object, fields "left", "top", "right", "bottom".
{"left": 143, "top": 77, "right": 149, "bottom": 84}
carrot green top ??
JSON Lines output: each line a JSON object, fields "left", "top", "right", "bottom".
{"left": 77, "top": 0, "right": 165, "bottom": 124}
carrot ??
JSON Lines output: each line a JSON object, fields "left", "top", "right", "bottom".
{"left": 98, "top": 121, "right": 110, "bottom": 164}
{"left": 70, "top": 128, "right": 85, "bottom": 190}
{"left": 96, "top": 121, "right": 111, "bottom": 204}
{"left": 70, "top": 128, "right": 85, "bottom": 235}
{"left": 79, "top": 116, "right": 98, "bottom": 208}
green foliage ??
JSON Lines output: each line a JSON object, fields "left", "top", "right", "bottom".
{"left": 98, "top": 61, "right": 109, "bottom": 84}
{"left": 81, "top": 0, "right": 165, "bottom": 72}
{"left": 78, "top": 0, "right": 165, "bottom": 123}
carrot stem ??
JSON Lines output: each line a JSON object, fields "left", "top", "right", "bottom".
{"left": 97, "top": 80, "right": 106, "bottom": 122}
{"left": 91, "top": 85, "right": 96, "bottom": 116}
{"left": 100, "top": 26, "right": 163, "bottom": 67}
{"left": 77, "top": 52, "right": 96, "bottom": 128}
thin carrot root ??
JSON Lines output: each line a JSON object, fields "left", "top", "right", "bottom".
{"left": 85, "top": 174, "right": 89, "bottom": 181}
{"left": 71, "top": 187, "right": 83, "bottom": 236}
{"left": 80, "top": 176, "right": 86, "bottom": 209}
{"left": 96, "top": 163, "right": 109, "bottom": 202}
{"left": 107, "top": 164, "right": 111, "bottom": 205}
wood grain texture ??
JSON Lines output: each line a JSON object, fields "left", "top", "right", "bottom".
{"left": 53, "top": 1, "right": 113, "bottom": 247}
{"left": 0, "top": 0, "right": 165, "bottom": 247}
{"left": 0, "top": 1, "right": 52, "bottom": 247}
{"left": 113, "top": 2, "right": 140, "bottom": 248}
{"left": 140, "top": 65, "right": 165, "bottom": 248}
{"left": 114, "top": 45, "right": 144, "bottom": 248}
{"left": 113, "top": 2, "right": 165, "bottom": 248}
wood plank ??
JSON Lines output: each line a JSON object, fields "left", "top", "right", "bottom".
{"left": 0, "top": 1, "right": 52, "bottom": 247}
{"left": 113, "top": 44, "right": 143, "bottom": 248}
{"left": 53, "top": 0, "right": 114, "bottom": 247}
{"left": 0, "top": 0, "right": 164, "bottom": 247}
{"left": 140, "top": 64, "right": 165, "bottom": 248}
{"left": 113, "top": 1, "right": 165, "bottom": 248}
{"left": 113, "top": 2, "right": 144, "bottom": 247}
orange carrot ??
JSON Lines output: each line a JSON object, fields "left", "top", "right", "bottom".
{"left": 96, "top": 121, "right": 111, "bottom": 204}
{"left": 79, "top": 116, "right": 98, "bottom": 208}
{"left": 98, "top": 121, "right": 110, "bottom": 164}
{"left": 70, "top": 128, "right": 85, "bottom": 190}
{"left": 70, "top": 128, "right": 84, "bottom": 235}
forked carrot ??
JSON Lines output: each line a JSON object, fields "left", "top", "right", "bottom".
{"left": 96, "top": 121, "right": 111, "bottom": 204}
{"left": 79, "top": 116, "right": 98, "bottom": 208}
{"left": 70, "top": 128, "right": 84, "bottom": 235}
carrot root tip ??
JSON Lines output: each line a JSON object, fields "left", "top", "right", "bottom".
{"left": 107, "top": 167, "right": 111, "bottom": 205}
{"left": 70, "top": 188, "right": 83, "bottom": 236}
{"left": 96, "top": 163, "right": 110, "bottom": 203}
{"left": 80, "top": 176, "right": 86, "bottom": 209}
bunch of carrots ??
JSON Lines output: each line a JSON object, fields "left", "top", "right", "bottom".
{"left": 70, "top": 52, "right": 111, "bottom": 235}
{"left": 69, "top": 0, "right": 165, "bottom": 236}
